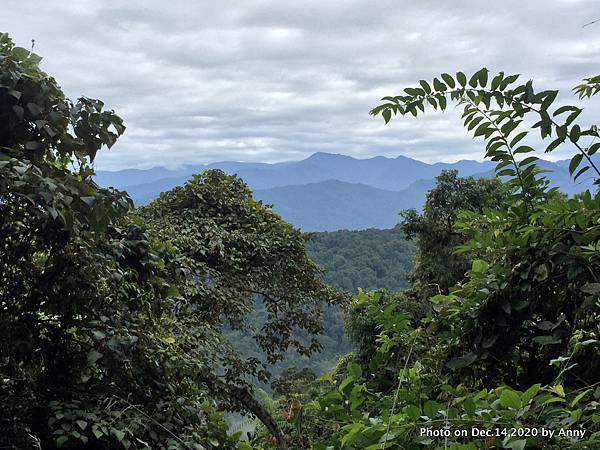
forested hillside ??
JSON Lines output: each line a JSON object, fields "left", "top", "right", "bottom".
{"left": 305, "top": 226, "right": 415, "bottom": 292}
{"left": 228, "top": 227, "right": 415, "bottom": 383}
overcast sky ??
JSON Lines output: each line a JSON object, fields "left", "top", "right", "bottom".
{"left": 3, "top": 1, "right": 600, "bottom": 169}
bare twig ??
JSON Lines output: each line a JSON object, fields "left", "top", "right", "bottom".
{"left": 582, "top": 18, "right": 600, "bottom": 28}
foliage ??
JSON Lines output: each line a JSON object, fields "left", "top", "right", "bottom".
{"left": 138, "top": 170, "right": 343, "bottom": 368}
{"left": 6, "top": 27, "right": 600, "bottom": 449}
{"left": 305, "top": 226, "right": 415, "bottom": 293}
{"left": 344, "top": 290, "right": 429, "bottom": 384}
{"left": 0, "top": 33, "right": 340, "bottom": 450}
{"left": 249, "top": 69, "right": 600, "bottom": 449}
{"left": 371, "top": 67, "right": 600, "bottom": 389}
{"left": 400, "top": 170, "right": 509, "bottom": 299}
{"left": 225, "top": 225, "right": 416, "bottom": 392}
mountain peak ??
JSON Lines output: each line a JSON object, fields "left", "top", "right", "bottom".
{"left": 306, "top": 152, "right": 352, "bottom": 161}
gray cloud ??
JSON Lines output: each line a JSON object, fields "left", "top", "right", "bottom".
{"left": 3, "top": 0, "right": 600, "bottom": 169}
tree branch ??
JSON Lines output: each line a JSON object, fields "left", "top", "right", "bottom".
{"left": 205, "top": 377, "right": 289, "bottom": 450}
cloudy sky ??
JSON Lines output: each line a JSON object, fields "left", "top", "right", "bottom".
{"left": 3, "top": 1, "right": 600, "bottom": 169}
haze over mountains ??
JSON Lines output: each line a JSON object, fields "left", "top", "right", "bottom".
{"left": 96, "top": 153, "right": 598, "bottom": 231}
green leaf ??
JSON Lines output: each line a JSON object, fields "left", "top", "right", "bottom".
{"left": 518, "top": 156, "right": 538, "bottom": 167}
{"left": 92, "top": 426, "right": 103, "bottom": 439}
{"left": 86, "top": 350, "right": 103, "bottom": 366}
{"left": 550, "top": 384, "right": 565, "bottom": 397}
{"left": 404, "top": 404, "right": 420, "bottom": 421}
{"left": 514, "top": 145, "right": 535, "bottom": 154}
{"left": 581, "top": 283, "right": 600, "bottom": 294}
{"left": 522, "top": 384, "right": 541, "bottom": 404}
{"left": 347, "top": 362, "right": 362, "bottom": 379}
{"left": 574, "top": 165, "right": 590, "bottom": 181}
{"left": 568, "top": 154, "right": 583, "bottom": 176}
{"left": 467, "top": 116, "right": 484, "bottom": 131}
{"left": 546, "top": 137, "right": 565, "bottom": 153}
{"left": 441, "top": 73, "right": 455, "bottom": 88}
{"left": 424, "top": 400, "right": 440, "bottom": 419}
{"left": 446, "top": 352, "right": 478, "bottom": 370}
{"left": 80, "top": 196, "right": 96, "bottom": 206}
{"left": 478, "top": 68, "right": 488, "bottom": 87}
{"left": 438, "top": 95, "right": 447, "bottom": 110}
{"left": 474, "top": 122, "right": 491, "bottom": 137}
{"left": 532, "top": 335, "right": 561, "bottom": 345}
{"left": 553, "top": 105, "right": 578, "bottom": 116}
{"left": 499, "top": 73, "right": 520, "bottom": 90}
{"left": 500, "top": 389, "right": 521, "bottom": 409}
{"left": 92, "top": 330, "right": 106, "bottom": 340}
{"left": 426, "top": 97, "right": 437, "bottom": 108}
{"left": 504, "top": 439, "right": 527, "bottom": 450}
{"left": 340, "top": 422, "right": 365, "bottom": 447}
{"left": 510, "top": 131, "right": 528, "bottom": 147}
{"left": 404, "top": 87, "right": 425, "bottom": 97}
{"left": 571, "top": 408, "right": 583, "bottom": 422}
{"left": 463, "top": 397, "right": 476, "bottom": 416}
{"left": 472, "top": 259, "right": 489, "bottom": 273}
{"left": 433, "top": 78, "right": 447, "bottom": 92}
{"left": 469, "top": 72, "right": 479, "bottom": 88}
{"left": 456, "top": 71, "right": 467, "bottom": 87}
{"left": 382, "top": 109, "right": 391, "bottom": 124}
{"left": 111, "top": 428, "right": 126, "bottom": 442}
{"left": 588, "top": 142, "right": 600, "bottom": 155}
{"left": 542, "top": 397, "right": 566, "bottom": 406}
{"left": 541, "top": 90, "right": 558, "bottom": 110}
{"left": 570, "top": 124, "right": 581, "bottom": 143}
{"left": 491, "top": 72, "right": 504, "bottom": 90}
{"left": 12, "top": 46, "right": 31, "bottom": 61}
{"left": 571, "top": 389, "right": 592, "bottom": 407}
{"left": 419, "top": 80, "right": 432, "bottom": 94}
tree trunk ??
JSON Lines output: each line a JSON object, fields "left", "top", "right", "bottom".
{"left": 228, "top": 385, "right": 289, "bottom": 450}
{"left": 205, "top": 378, "right": 289, "bottom": 450}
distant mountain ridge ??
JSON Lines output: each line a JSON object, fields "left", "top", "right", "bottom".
{"left": 96, "top": 153, "right": 496, "bottom": 193}
{"left": 95, "top": 152, "right": 598, "bottom": 231}
{"left": 254, "top": 179, "right": 434, "bottom": 231}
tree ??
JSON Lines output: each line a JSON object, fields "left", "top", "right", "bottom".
{"left": 400, "top": 170, "right": 509, "bottom": 299}
{"left": 372, "top": 68, "right": 600, "bottom": 387}
{"left": 138, "top": 170, "right": 343, "bottom": 449}
{"left": 272, "top": 69, "right": 600, "bottom": 449}
{"left": 1, "top": 33, "right": 341, "bottom": 450}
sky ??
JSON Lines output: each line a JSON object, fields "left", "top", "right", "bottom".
{"left": 3, "top": 0, "right": 600, "bottom": 170}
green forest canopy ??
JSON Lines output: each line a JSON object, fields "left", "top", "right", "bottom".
{"left": 305, "top": 226, "right": 414, "bottom": 292}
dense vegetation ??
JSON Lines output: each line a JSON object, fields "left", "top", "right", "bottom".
{"left": 400, "top": 170, "right": 509, "bottom": 301}
{"left": 249, "top": 71, "right": 600, "bottom": 449}
{"left": 3, "top": 30, "right": 600, "bottom": 450}
{"left": 305, "top": 227, "right": 414, "bottom": 292}
{"left": 227, "top": 228, "right": 415, "bottom": 389}
{"left": 0, "top": 33, "right": 341, "bottom": 450}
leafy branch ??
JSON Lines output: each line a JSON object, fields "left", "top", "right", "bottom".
{"left": 371, "top": 69, "right": 600, "bottom": 188}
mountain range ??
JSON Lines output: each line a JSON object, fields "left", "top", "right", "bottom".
{"left": 95, "top": 153, "right": 598, "bottom": 231}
